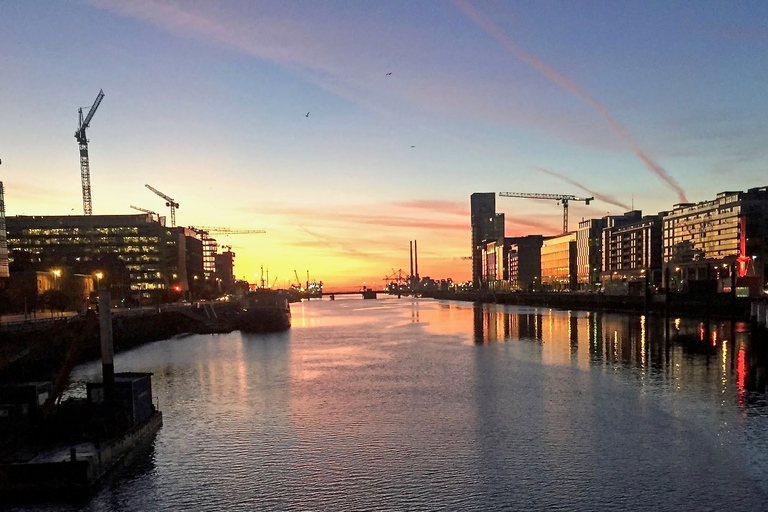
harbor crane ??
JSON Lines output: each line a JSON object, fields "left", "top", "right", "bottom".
{"left": 145, "top": 184, "right": 179, "bottom": 227}
{"left": 75, "top": 89, "right": 105, "bottom": 215}
{"left": 499, "top": 192, "right": 593, "bottom": 233}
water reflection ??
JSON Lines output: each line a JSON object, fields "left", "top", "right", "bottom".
{"left": 471, "top": 304, "right": 768, "bottom": 404}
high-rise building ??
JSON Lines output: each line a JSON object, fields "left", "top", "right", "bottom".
{"left": 0, "top": 183, "right": 8, "bottom": 279}
{"left": 471, "top": 193, "right": 504, "bottom": 288}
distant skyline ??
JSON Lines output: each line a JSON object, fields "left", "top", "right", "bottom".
{"left": 2, "top": 1, "right": 767, "bottom": 289}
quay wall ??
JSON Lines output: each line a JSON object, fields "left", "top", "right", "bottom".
{"left": 425, "top": 291, "right": 752, "bottom": 319}
{"left": 0, "top": 304, "right": 238, "bottom": 382}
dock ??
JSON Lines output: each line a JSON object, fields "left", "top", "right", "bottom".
{"left": 0, "top": 409, "right": 162, "bottom": 498}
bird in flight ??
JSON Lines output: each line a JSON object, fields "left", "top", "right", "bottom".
{"left": 410, "top": 145, "right": 415, "bottom": 148}
{"left": 305, "top": 111, "right": 310, "bottom": 117}
{"left": 386, "top": 72, "right": 392, "bottom": 76}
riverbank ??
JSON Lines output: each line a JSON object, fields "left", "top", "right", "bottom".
{"left": 424, "top": 290, "right": 753, "bottom": 319}
{"left": 0, "top": 298, "right": 291, "bottom": 383}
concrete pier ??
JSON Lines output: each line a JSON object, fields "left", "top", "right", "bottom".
{"left": 0, "top": 410, "right": 162, "bottom": 498}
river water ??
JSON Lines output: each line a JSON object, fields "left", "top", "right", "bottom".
{"left": 11, "top": 296, "right": 768, "bottom": 511}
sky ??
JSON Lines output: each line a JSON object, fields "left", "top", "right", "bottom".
{"left": 1, "top": 1, "right": 767, "bottom": 291}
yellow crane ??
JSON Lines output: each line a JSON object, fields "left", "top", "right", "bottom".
{"left": 499, "top": 192, "right": 593, "bottom": 233}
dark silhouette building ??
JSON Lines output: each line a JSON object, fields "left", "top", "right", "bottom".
{"left": 471, "top": 193, "right": 504, "bottom": 288}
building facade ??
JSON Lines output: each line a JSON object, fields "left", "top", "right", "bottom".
{"left": 471, "top": 193, "right": 505, "bottom": 288}
{"left": 576, "top": 218, "right": 605, "bottom": 290}
{"left": 662, "top": 187, "right": 768, "bottom": 295}
{"left": 601, "top": 214, "right": 663, "bottom": 293}
{"left": 509, "top": 235, "right": 545, "bottom": 292}
{"left": 541, "top": 232, "right": 577, "bottom": 291}
{"left": 0, "top": 182, "right": 8, "bottom": 280}
{"left": 6, "top": 214, "right": 204, "bottom": 304}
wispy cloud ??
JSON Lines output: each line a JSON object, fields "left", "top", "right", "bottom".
{"left": 530, "top": 166, "right": 631, "bottom": 211}
{"left": 390, "top": 200, "right": 469, "bottom": 216}
{"left": 453, "top": 0, "right": 688, "bottom": 203}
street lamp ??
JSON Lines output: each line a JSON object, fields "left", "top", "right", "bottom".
{"left": 95, "top": 271, "right": 103, "bottom": 289}
{"left": 52, "top": 269, "right": 61, "bottom": 290}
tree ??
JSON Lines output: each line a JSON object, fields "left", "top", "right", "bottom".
{"left": 41, "top": 289, "right": 70, "bottom": 315}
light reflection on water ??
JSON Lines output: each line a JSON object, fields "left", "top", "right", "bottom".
{"left": 11, "top": 297, "right": 768, "bottom": 512}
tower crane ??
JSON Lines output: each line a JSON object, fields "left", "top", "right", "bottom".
{"left": 499, "top": 192, "right": 593, "bottom": 233}
{"left": 75, "top": 89, "right": 105, "bottom": 215}
{"left": 145, "top": 184, "right": 179, "bottom": 227}
{"left": 130, "top": 205, "right": 163, "bottom": 225}
{"left": 193, "top": 226, "right": 266, "bottom": 235}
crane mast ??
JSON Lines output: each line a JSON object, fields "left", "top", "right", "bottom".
{"left": 75, "top": 89, "right": 105, "bottom": 215}
{"left": 499, "top": 192, "right": 593, "bottom": 233}
{"left": 145, "top": 184, "right": 179, "bottom": 226}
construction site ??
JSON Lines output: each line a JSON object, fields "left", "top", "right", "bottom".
{"left": 0, "top": 89, "right": 274, "bottom": 313}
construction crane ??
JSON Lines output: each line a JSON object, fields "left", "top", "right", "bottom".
{"left": 293, "top": 270, "right": 302, "bottom": 289}
{"left": 499, "top": 192, "right": 593, "bottom": 233}
{"left": 193, "top": 226, "right": 266, "bottom": 235}
{"left": 75, "top": 89, "right": 105, "bottom": 215}
{"left": 145, "top": 184, "right": 179, "bottom": 226}
{"left": 130, "top": 204, "right": 165, "bottom": 225}
{"left": 130, "top": 204, "right": 158, "bottom": 216}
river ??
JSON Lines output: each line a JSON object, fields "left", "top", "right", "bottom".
{"left": 10, "top": 296, "right": 768, "bottom": 511}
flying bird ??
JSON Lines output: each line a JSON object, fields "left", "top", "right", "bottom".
{"left": 386, "top": 72, "right": 392, "bottom": 76}
{"left": 410, "top": 145, "right": 415, "bottom": 148}
{"left": 305, "top": 111, "right": 310, "bottom": 117}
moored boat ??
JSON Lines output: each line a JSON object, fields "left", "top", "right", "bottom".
{"left": 235, "top": 291, "right": 291, "bottom": 333}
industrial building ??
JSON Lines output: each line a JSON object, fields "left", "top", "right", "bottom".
{"left": 6, "top": 214, "right": 204, "bottom": 304}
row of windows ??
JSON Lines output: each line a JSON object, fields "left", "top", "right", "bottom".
{"left": 21, "top": 227, "right": 143, "bottom": 236}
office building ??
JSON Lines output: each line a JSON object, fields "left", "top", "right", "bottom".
{"left": 576, "top": 218, "right": 605, "bottom": 290}
{"left": 602, "top": 213, "right": 663, "bottom": 293}
{"left": 6, "top": 214, "right": 204, "bottom": 303}
{"left": 662, "top": 187, "right": 768, "bottom": 295}
{"left": 509, "top": 235, "right": 546, "bottom": 292}
{"left": 541, "top": 232, "right": 577, "bottom": 291}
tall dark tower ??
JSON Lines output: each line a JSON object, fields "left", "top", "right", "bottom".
{"left": 471, "top": 193, "right": 504, "bottom": 288}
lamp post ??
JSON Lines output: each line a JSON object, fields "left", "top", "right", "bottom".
{"left": 52, "top": 268, "right": 61, "bottom": 290}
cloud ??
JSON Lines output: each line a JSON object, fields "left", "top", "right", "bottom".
{"left": 254, "top": 201, "right": 469, "bottom": 233}
{"left": 390, "top": 200, "right": 469, "bottom": 216}
{"left": 453, "top": 0, "right": 688, "bottom": 203}
{"left": 530, "top": 166, "right": 631, "bottom": 211}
